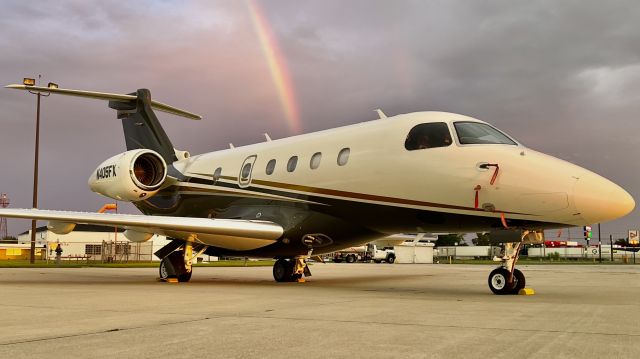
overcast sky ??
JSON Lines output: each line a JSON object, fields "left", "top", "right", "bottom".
{"left": 1, "top": 0, "right": 639, "bottom": 241}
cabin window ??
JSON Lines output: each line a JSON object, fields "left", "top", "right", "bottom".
{"left": 287, "top": 156, "right": 298, "bottom": 172}
{"left": 453, "top": 122, "right": 516, "bottom": 145}
{"left": 337, "top": 148, "right": 350, "bottom": 166}
{"left": 213, "top": 167, "right": 222, "bottom": 183}
{"left": 404, "top": 123, "right": 452, "bottom": 150}
{"left": 266, "top": 159, "right": 276, "bottom": 175}
{"left": 240, "top": 162, "right": 252, "bottom": 180}
{"left": 310, "top": 152, "right": 322, "bottom": 169}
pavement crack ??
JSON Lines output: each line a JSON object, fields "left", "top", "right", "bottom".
{"left": 0, "top": 316, "right": 213, "bottom": 346}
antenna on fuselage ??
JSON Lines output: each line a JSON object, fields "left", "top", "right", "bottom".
{"left": 229, "top": 143, "right": 235, "bottom": 149}
{"left": 264, "top": 133, "right": 272, "bottom": 141}
{"left": 375, "top": 109, "right": 387, "bottom": 119}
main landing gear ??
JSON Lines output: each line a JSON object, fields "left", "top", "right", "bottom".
{"left": 488, "top": 242, "right": 526, "bottom": 295}
{"left": 273, "top": 257, "right": 312, "bottom": 282}
{"left": 158, "top": 241, "right": 206, "bottom": 283}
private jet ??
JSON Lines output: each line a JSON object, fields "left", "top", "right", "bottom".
{"left": 0, "top": 84, "right": 634, "bottom": 294}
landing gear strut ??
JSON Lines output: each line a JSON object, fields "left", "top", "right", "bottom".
{"left": 488, "top": 241, "right": 526, "bottom": 295}
{"left": 273, "top": 257, "right": 311, "bottom": 282}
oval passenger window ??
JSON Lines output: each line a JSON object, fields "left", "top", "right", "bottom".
{"left": 337, "top": 148, "right": 350, "bottom": 166}
{"left": 213, "top": 167, "right": 222, "bottom": 183}
{"left": 310, "top": 152, "right": 322, "bottom": 169}
{"left": 287, "top": 156, "right": 298, "bottom": 172}
{"left": 266, "top": 159, "right": 276, "bottom": 175}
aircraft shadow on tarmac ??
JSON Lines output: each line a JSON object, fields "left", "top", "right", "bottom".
{"left": 1, "top": 271, "right": 512, "bottom": 298}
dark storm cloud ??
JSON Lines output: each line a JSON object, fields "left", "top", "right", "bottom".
{"left": 1, "top": 0, "right": 639, "bottom": 238}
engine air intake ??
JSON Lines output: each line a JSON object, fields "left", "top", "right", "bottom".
{"left": 133, "top": 153, "right": 166, "bottom": 189}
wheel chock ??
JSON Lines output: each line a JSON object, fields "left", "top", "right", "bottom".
{"left": 518, "top": 288, "right": 535, "bottom": 295}
{"left": 296, "top": 278, "right": 306, "bottom": 283}
{"left": 158, "top": 277, "right": 179, "bottom": 283}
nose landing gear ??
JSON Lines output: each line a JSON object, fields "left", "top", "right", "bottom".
{"left": 488, "top": 241, "right": 526, "bottom": 295}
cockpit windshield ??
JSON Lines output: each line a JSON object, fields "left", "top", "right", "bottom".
{"left": 453, "top": 122, "right": 517, "bottom": 145}
{"left": 405, "top": 123, "right": 452, "bottom": 150}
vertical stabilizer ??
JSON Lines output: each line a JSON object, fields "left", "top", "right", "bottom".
{"left": 109, "top": 89, "right": 177, "bottom": 164}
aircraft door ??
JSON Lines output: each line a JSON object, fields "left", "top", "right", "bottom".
{"left": 238, "top": 155, "right": 257, "bottom": 188}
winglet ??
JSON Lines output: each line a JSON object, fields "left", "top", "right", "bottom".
{"left": 5, "top": 84, "right": 202, "bottom": 120}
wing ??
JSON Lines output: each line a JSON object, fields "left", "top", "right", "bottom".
{"left": 0, "top": 209, "right": 283, "bottom": 251}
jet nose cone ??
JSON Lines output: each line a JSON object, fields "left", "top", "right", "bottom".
{"left": 574, "top": 174, "right": 635, "bottom": 224}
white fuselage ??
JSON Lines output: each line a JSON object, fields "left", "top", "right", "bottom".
{"left": 168, "top": 111, "right": 633, "bottom": 232}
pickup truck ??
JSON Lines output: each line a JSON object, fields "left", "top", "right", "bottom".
{"left": 372, "top": 246, "right": 395, "bottom": 263}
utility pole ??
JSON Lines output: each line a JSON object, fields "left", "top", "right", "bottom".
{"left": 610, "top": 234, "right": 614, "bottom": 262}
{"left": 29, "top": 81, "right": 42, "bottom": 264}
{"left": 0, "top": 193, "right": 9, "bottom": 239}
{"left": 598, "top": 223, "right": 602, "bottom": 263}
{"left": 23, "top": 76, "right": 57, "bottom": 263}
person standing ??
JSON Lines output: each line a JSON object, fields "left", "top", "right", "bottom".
{"left": 55, "top": 241, "right": 63, "bottom": 266}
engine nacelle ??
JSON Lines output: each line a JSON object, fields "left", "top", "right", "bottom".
{"left": 88, "top": 149, "right": 167, "bottom": 202}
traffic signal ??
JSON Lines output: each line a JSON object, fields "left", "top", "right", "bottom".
{"left": 583, "top": 226, "right": 593, "bottom": 240}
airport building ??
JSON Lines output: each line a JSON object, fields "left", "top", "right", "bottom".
{"left": 0, "top": 225, "right": 214, "bottom": 262}
{"left": 10, "top": 225, "right": 157, "bottom": 261}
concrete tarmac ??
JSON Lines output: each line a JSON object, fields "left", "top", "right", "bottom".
{"left": 1, "top": 263, "right": 639, "bottom": 358}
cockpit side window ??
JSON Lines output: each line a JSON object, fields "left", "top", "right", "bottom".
{"left": 404, "top": 122, "right": 452, "bottom": 150}
{"left": 453, "top": 122, "right": 517, "bottom": 145}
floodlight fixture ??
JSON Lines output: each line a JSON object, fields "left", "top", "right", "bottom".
{"left": 23, "top": 78, "right": 35, "bottom": 86}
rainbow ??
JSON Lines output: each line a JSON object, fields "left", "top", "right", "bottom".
{"left": 246, "top": 0, "right": 301, "bottom": 134}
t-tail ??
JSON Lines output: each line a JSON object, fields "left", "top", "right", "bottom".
{"left": 5, "top": 84, "right": 201, "bottom": 164}
{"left": 5, "top": 84, "right": 201, "bottom": 202}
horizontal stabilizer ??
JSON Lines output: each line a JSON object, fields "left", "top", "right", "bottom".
{"left": 5, "top": 84, "right": 202, "bottom": 120}
{"left": 0, "top": 208, "right": 283, "bottom": 251}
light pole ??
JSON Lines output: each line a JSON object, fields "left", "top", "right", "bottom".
{"left": 23, "top": 76, "right": 58, "bottom": 263}
{"left": 598, "top": 223, "right": 602, "bottom": 263}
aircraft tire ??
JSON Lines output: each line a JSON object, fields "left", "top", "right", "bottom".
{"left": 159, "top": 257, "right": 175, "bottom": 280}
{"left": 164, "top": 251, "right": 192, "bottom": 282}
{"left": 510, "top": 269, "right": 526, "bottom": 294}
{"left": 273, "top": 258, "right": 291, "bottom": 282}
{"left": 488, "top": 268, "right": 515, "bottom": 295}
